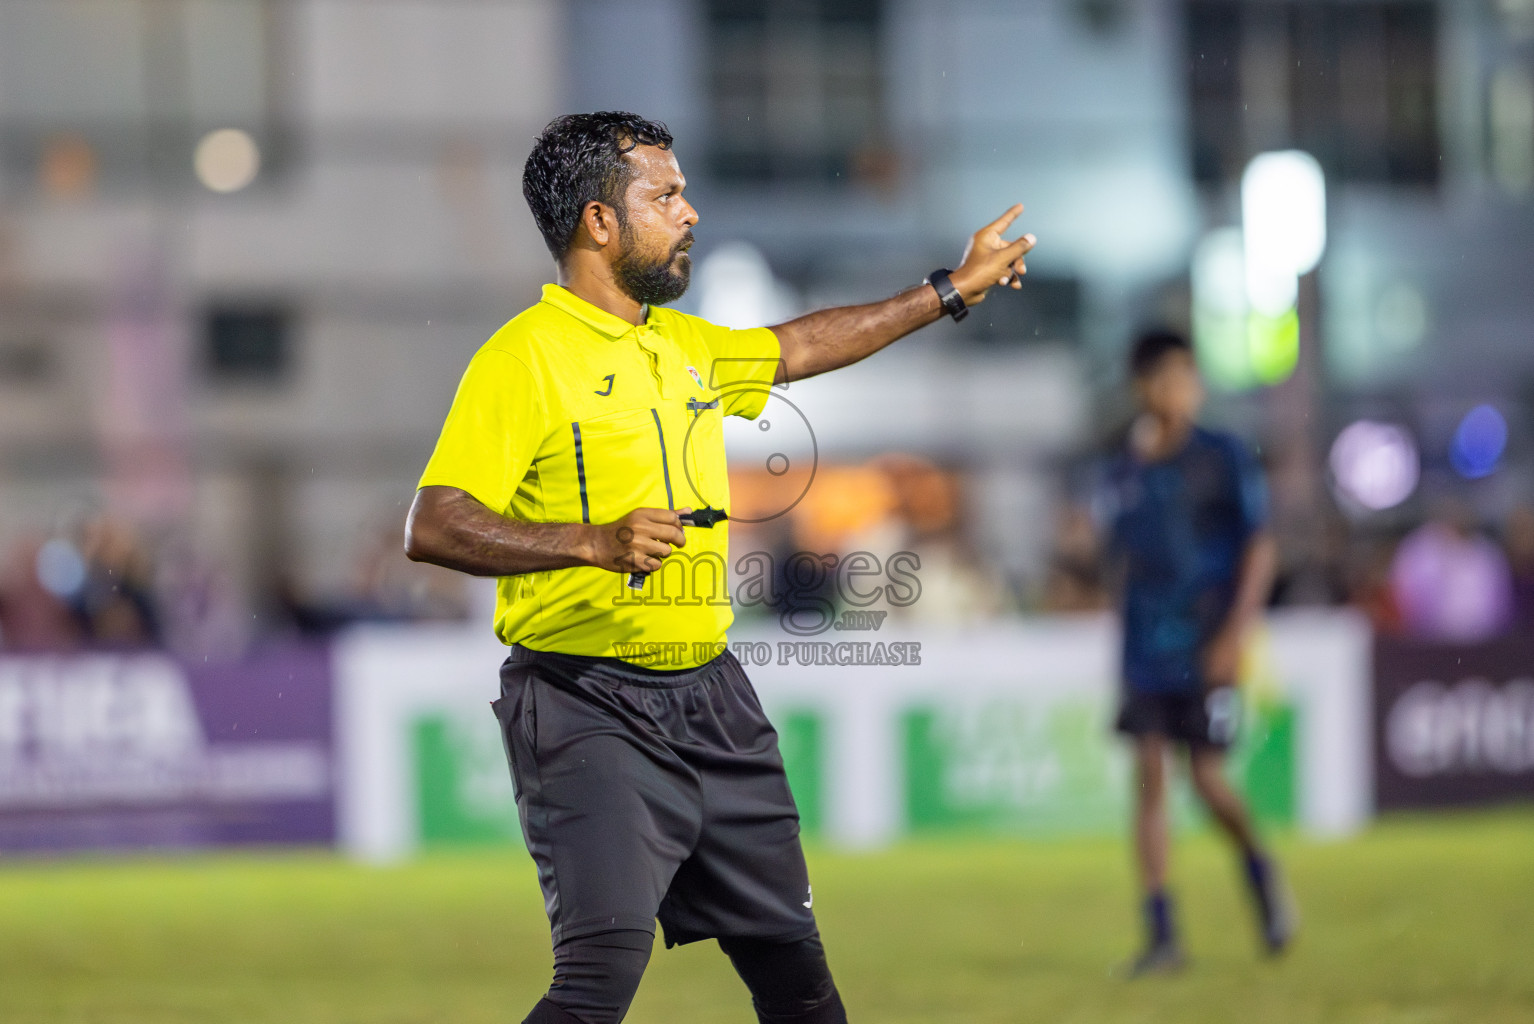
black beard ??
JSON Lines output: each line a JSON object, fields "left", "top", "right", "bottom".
{"left": 613, "top": 232, "right": 692, "bottom": 307}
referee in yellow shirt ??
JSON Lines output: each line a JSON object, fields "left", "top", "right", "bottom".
{"left": 405, "top": 112, "right": 1034, "bottom": 1024}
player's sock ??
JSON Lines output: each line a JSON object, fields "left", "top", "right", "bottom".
{"left": 1144, "top": 889, "right": 1176, "bottom": 948}
{"left": 1243, "top": 851, "right": 1296, "bottom": 953}
{"left": 1127, "top": 893, "right": 1186, "bottom": 977}
{"left": 1243, "top": 848, "right": 1270, "bottom": 890}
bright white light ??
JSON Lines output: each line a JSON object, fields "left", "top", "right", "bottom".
{"left": 697, "top": 242, "right": 797, "bottom": 329}
{"left": 194, "top": 128, "right": 261, "bottom": 193}
{"left": 1242, "top": 150, "right": 1326, "bottom": 316}
{"left": 1192, "top": 227, "right": 1246, "bottom": 315}
{"left": 1329, "top": 420, "right": 1420, "bottom": 512}
{"left": 1243, "top": 257, "right": 1299, "bottom": 317}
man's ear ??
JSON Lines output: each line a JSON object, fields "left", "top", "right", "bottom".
{"left": 579, "top": 200, "right": 619, "bottom": 248}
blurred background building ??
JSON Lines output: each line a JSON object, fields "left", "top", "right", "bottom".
{"left": 1, "top": 0, "right": 1532, "bottom": 655}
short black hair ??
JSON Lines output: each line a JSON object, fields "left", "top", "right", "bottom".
{"left": 1128, "top": 329, "right": 1193, "bottom": 379}
{"left": 522, "top": 112, "right": 675, "bottom": 258}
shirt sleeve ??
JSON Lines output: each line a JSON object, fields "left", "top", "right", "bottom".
{"left": 1228, "top": 438, "right": 1270, "bottom": 542}
{"left": 695, "top": 320, "right": 783, "bottom": 419}
{"left": 417, "top": 349, "right": 544, "bottom": 516}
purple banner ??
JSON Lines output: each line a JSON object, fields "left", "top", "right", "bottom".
{"left": 1374, "top": 634, "right": 1534, "bottom": 810}
{"left": 0, "top": 644, "right": 335, "bottom": 854}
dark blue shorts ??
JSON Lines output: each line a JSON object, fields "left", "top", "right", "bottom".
{"left": 1115, "top": 687, "right": 1242, "bottom": 750}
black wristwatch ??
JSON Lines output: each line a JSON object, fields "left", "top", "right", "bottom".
{"left": 925, "top": 268, "right": 968, "bottom": 322}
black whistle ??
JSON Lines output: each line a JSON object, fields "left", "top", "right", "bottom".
{"left": 627, "top": 508, "right": 728, "bottom": 590}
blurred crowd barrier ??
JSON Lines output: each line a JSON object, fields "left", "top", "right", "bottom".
{"left": 3, "top": 605, "right": 1531, "bottom": 860}
{"left": 334, "top": 611, "right": 1371, "bottom": 862}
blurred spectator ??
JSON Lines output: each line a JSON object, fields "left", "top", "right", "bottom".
{"left": 155, "top": 542, "right": 253, "bottom": 661}
{"left": 1343, "top": 533, "right": 1404, "bottom": 635}
{"left": 1390, "top": 502, "right": 1514, "bottom": 643}
{"left": 352, "top": 519, "right": 470, "bottom": 622}
{"left": 74, "top": 516, "right": 160, "bottom": 646}
{"left": 0, "top": 534, "right": 84, "bottom": 651}
{"left": 279, "top": 520, "right": 470, "bottom": 636}
{"left": 862, "top": 455, "right": 1009, "bottom": 626}
{"left": 0, "top": 515, "right": 161, "bottom": 651}
{"left": 1505, "top": 505, "right": 1534, "bottom": 627}
{"left": 1041, "top": 503, "right": 1110, "bottom": 613}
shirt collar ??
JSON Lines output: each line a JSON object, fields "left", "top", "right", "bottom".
{"left": 540, "top": 283, "right": 657, "bottom": 340}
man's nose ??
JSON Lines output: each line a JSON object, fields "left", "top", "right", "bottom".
{"left": 679, "top": 198, "right": 699, "bottom": 227}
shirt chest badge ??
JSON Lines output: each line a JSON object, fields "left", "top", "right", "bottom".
{"left": 686, "top": 365, "right": 704, "bottom": 390}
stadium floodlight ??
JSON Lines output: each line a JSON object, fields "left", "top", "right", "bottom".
{"left": 1241, "top": 150, "right": 1326, "bottom": 317}
{"left": 195, "top": 128, "right": 261, "bottom": 194}
{"left": 1450, "top": 404, "right": 1509, "bottom": 480}
{"left": 1191, "top": 227, "right": 1254, "bottom": 390}
{"left": 1329, "top": 419, "right": 1419, "bottom": 512}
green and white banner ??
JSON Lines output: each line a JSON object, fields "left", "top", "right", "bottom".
{"left": 334, "top": 610, "right": 1369, "bottom": 861}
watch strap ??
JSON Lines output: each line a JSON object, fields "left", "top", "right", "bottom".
{"left": 925, "top": 268, "right": 968, "bottom": 322}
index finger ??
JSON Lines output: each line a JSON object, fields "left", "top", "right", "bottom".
{"left": 982, "top": 204, "right": 1025, "bottom": 236}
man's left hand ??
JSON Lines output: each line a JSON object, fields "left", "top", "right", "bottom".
{"left": 1202, "top": 625, "right": 1244, "bottom": 689}
{"left": 951, "top": 205, "right": 1037, "bottom": 306}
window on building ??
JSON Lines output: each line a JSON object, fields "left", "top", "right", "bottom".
{"left": 1184, "top": 0, "right": 1440, "bottom": 187}
{"left": 0, "top": 0, "right": 280, "bottom": 196}
{"left": 204, "top": 304, "right": 291, "bottom": 384}
{"left": 705, "top": 0, "right": 889, "bottom": 185}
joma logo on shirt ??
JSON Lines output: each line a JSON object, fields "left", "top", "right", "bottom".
{"left": 595, "top": 374, "right": 614, "bottom": 396}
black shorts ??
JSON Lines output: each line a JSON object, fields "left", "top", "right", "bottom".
{"left": 491, "top": 645, "right": 817, "bottom": 949}
{"left": 1115, "top": 687, "right": 1242, "bottom": 750}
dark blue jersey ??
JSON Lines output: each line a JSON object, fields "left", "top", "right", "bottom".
{"left": 1104, "top": 426, "right": 1268, "bottom": 694}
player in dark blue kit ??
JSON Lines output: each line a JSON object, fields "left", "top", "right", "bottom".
{"left": 1105, "top": 330, "right": 1294, "bottom": 976}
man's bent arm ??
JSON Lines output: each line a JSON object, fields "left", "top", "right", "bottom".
{"left": 405, "top": 486, "right": 689, "bottom": 578}
{"left": 405, "top": 486, "right": 594, "bottom": 576}
{"left": 771, "top": 206, "right": 1036, "bottom": 382}
{"left": 1226, "top": 532, "right": 1279, "bottom": 636}
{"left": 1200, "top": 531, "right": 1277, "bottom": 686}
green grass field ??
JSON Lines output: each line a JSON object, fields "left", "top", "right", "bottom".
{"left": 3, "top": 811, "right": 1531, "bottom": 1024}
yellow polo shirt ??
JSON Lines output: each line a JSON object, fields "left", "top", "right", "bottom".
{"left": 418, "top": 283, "right": 781, "bottom": 667}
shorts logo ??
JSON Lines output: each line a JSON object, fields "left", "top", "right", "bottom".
{"left": 802, "top": 885, "right": 813, "bottom": 909}
{"left": 686, "top": 365, "right": 704, "bottom": 390}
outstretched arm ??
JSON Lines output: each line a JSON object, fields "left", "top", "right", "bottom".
{"left": 404, "top": 485, "right": 688, "bottom": 578}
{"left": 771, "top": 205, "right": 1036, "bottom": 382}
